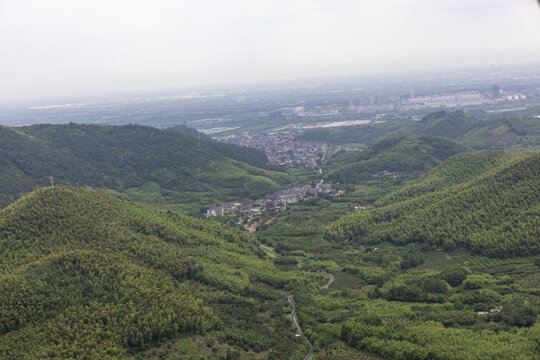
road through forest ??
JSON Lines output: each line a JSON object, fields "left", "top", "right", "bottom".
{"left": 289, "top": 271, "right": 334, "bottom": 360}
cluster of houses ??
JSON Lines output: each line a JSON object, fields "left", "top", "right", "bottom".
{"left": 374, "top": 170, "right": 401, "bottom": 179}
{"left": 476, "top": 305, "right": 503, "bottom": 315}
{"left": 205, "top": 181, "right": 338, "bottom": 217}
{"left": 216, "top": 133, "right": 328, "bottom": 168}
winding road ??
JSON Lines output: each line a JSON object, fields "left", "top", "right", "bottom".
{"left": 288, "top": 295, "right": 313, "bottom": 360}
{"left": 319, "top": 271, "right": 335, "bottom": 290}
{"left": 288, "top": 295, "right": 303, "bottom": 337}
{"left": 288, "top": 272, "right": 335, "bottom": 360}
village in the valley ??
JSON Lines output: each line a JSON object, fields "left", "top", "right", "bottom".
{"left": 205, "top": 180, "right": 343, "bottom": 231}
{"left": 215, "top": 133, "right": 328, "bottom": 167}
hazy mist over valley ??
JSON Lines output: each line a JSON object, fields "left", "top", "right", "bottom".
{"left": 1, "top": 1, "right": 540, "bottom": 359}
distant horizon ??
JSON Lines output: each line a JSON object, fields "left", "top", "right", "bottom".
{"left": 1, "top": 0, "right": 539, "bottom": 102}
{"left": 2, "top": 60, "right": 540, "bottom": 106}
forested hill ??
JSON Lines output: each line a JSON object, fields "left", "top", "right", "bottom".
{"left": 324, "top": 135, "right": 468, "bottom": 184}
{"left": 399, "top": 110, "right": 481, "bottom": 139}
{"left": 395, "top": 110, "right": 540, "bottom": 149}
{"left": 0, "top": 124, "right": 292, "bottom": 213}
{"left": 0, "top": 186, "right": 320, "bottom": 358}
{"left": 299, "top": 110, "right": 540, "bottom": 149}
{"left": 376, "top": 150, "right": 520, "bottom": 206}
{"left": 168, "top": 124, "right": 270, "bottom": 169}
{"left": 326, "top": 151, "right": 540, "bottom": 257}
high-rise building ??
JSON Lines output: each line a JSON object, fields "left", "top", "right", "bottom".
{"left": 492, "top": 84, "right": 501, "bottom": 99}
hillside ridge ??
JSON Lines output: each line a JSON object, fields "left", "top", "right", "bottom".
{"left": 0, "top": 124, "right": 292, "bottom": 213}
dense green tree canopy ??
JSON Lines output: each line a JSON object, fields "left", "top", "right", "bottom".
{"left": 324, "top": 135, "right": 468, "bottom": 184}
{"left": 0, "top": 186, "right": 321, "bottom": 358}
{"left": 0, "top": 124, "right": 292, "bottom": 213}
{"left": 326, "top": 151, "right": 540, "bottom": 257}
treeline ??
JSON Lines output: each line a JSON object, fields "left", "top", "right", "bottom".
{"left": 341, "top": 315, "right": 540, "bottom": 360}
{"left": 326, "top": 152, "right": 540, "bottom": 257}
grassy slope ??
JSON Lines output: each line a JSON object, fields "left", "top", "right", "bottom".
{"left": 0, "top": 124, "right": 292, "bottom": 213}
{"left": 0, "top": 186, "right": 321, "bottom": 359}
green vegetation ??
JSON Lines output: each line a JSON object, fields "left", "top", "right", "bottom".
{"left": 400, "top": 111, "right": 540, "bottom": 150}
{"left": 394, "top": 110, "right": 483, "bottom": 140}
{"left": 326, "top": 151, "right": 540, "bottom": 257}
{"left": 1, "top": 115, "right": 539, "bottom": 359}
{"left": 0, "top": 186, "right": 322, "bottom": 359}
{"left": 457, "top": 116, "right": 540, "bottom": 150}
{"left": 375, "top": 150, "right": 518, "bottom": 206}
{"left": 324, "top": 135, "right": 468, "bottom": 184}
{"left": 255, "top": 173, "right": 540, "bottom": 359}
{"left": 0, "top": 124, "right": 293, "bottom": 214}
{"left": 299, "top": 110, "right": 540, "bottom": 150}
{"left": 296, "top": 119, "right": 414, "bottom": 146}
{"left": 169, "top": 125, "right": 272, "bottom": 169}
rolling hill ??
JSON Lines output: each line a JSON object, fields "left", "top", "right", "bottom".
{"left": 324, "top": 135, "right": 469, "bottom": 184}
{"left": 396, "top": 110, "right": 482, "bottom": 139}
{"left": 375, "top": 150, "right": 519, "bottom": 206}
{"left": 0, "top": 124, "right": 293, "bottom": 213}
{"left": 325, "top": 151, "right": 540, "bottom": 257}
{"left": 299, "top": 110, "right": 540, "bottom": 150}
{"left": 395, "top": 111, "right": 540, "bottom": 149}
{"left": 0, "top": 186, "right": 320, "bottom": 358}
{"left": 168, "top": 124, "right": 271, "bottom": 169}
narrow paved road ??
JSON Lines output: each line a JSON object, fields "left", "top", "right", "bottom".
{"left": 288, "top": 295, "right": 303, "bottom": 336}
{"left": 288, "top": 272, "right": 336, "bottom": 360}
{"left": 319, "top": 271, "right": 335, "bottom": 290}
{"left": 288, "top": 295, "right": 313, "bottom": 360}
{"left": 289, "top": 272, "right": 335, "bottom": 359}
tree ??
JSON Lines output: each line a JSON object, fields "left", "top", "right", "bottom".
{"left": 440, "top": 267, "right": 467, "bottom": 287}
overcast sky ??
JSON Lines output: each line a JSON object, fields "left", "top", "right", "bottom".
{"left": 1, "top": 0, "right": 540, "bottom": 101}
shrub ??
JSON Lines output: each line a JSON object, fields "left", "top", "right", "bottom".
{"left": 386, "top": 285, "right": 425, "bottom": 302}
{"left": 440, "top": 267, "right": 467, "bottom": 287}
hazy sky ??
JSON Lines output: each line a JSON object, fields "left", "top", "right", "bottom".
{"left": 1, "top": 0, "right": 540, "bottom": 101}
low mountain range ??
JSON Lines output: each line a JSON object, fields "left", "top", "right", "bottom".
{"left": 0, "top": 124, "right": 292, "bottom": 213}
{"left": 299, "top": 110, "right": 540, "bottom": 150}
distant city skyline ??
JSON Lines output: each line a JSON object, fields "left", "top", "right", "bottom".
{"left": 1, "top": 0, "right": 540, "bottom": 101}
